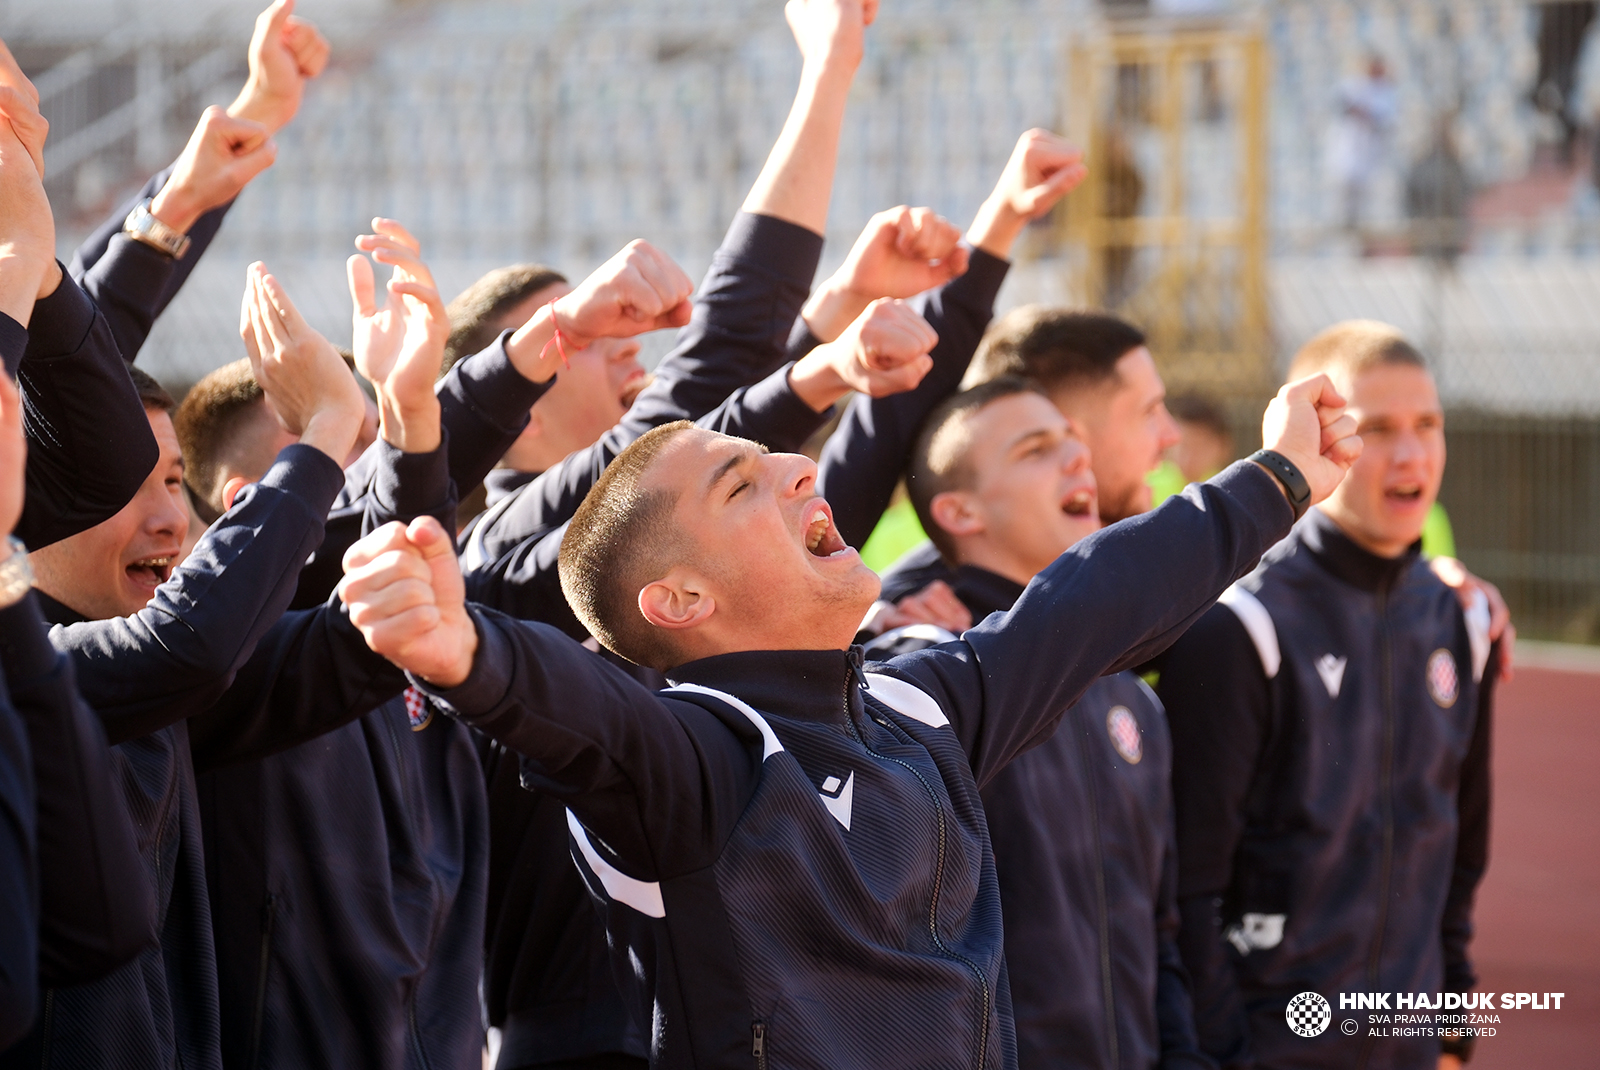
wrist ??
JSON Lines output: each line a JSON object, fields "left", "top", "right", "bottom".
{"left": 227, "top": 80, "right": 289, "bottom": 134}
{"left": 965, "top": 196, "right": 1026, "bottom": 260}
{"left": 148, "top": 185, "right": 203, "bottom": 235}
{"left": 420, "top": 612, "right": 478, "bottom": 689}
{"left": 787, "top": 346, "right": 850, "bottom": 413}
{"left": 505, "top": 304, "right": 567, "bottom": 384}
{"left": 1248, "top": 448, "right": 1311, "bottom": 519}
{"left": 801, "top": 281, "right": 870, "bottom": 343}
{"left": 377, "top": 394, "right": 442, "bottom": 454}
{"left": 296, "top": 405, "right": 363, "bottom": 465}
{"left": 0, "top": 249, "right": 48, "bottom": 324}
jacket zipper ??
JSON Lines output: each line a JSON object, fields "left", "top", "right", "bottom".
{"left": 842, "top": 652, "right": 992, "bottom": 1070}
{"left": 36, "top": 989, "right": 53, "bottom": 1069}
{"left": 248, "top": 893, "right": 278, "bottom": 1070}
{"left": 751, "top": 1020, "right": 768, "bottom": 1069}
{"left": 1074, "top": 721, "right": 1120, "bottom": 1069}
{"left": 1360, "top": 588, "right": 1397, "bottom": 1069}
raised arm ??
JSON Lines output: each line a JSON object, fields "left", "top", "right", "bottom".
{"left": 884, "top": 375, "right": 1361, "bottom": 785}
{"left": 0, "top": 61, "right": 159, "bottom": 549}
{"left": 70, "top": 0, "right": 327, "bottom": 361}
{"left": 48, "top": 265, "right": 364, "bottom": 742}
{"left": 816, "top": 130, "right": 1087, "bottom": 548}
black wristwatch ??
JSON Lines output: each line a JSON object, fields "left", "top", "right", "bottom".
{"left": 1248, "top": 448, "right": 1312, "bottom": 520}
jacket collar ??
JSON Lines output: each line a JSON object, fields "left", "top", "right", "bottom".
{"left": 949, "top": 564, "right": 1026, "bottom": 621}
{"left": 667, "top": 648, "right": 859, "bottom": 725}
{"left": 1301, "top": 506, "right": 1421, "bottom": 593}
{"left": 34, "top": 589, "right": 89, "bottom": 627}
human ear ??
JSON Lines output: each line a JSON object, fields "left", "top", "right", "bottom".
{"left": 929, "top": 490, "right": 984, "bottom": 539}
{"left": 639, "top": 570, "right": 716, "bottom": 631}
{"left": 221, "top": 476, "right": 251, "bottom": 512}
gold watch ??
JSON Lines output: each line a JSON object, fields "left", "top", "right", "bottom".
{"left": 123, "top": 198, "right": 192, "bottom": 259}
{"left": 0, "top": 537, "right": 33, "bottom": 610}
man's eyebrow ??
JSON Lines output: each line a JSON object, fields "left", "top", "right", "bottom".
{"left": 1007, "top": 428, "right": 1055, "bottom": 452}
{"left": 706, "top": 450, "right": 752, "bottom": 493}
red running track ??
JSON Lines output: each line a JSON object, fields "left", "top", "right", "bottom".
{"left": 1471, "top": 662, "right": 1600, "bottom": 1067}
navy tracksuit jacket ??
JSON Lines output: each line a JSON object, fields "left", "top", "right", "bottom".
{"left": 1156, "top": 508, "right": 1495, "bottom": 1070}
{"left": 867, "top": 561, "right": 1212, "bottom": 1070}
{"left": 419, "top": 460, "right": 1294, "bottom": 1070}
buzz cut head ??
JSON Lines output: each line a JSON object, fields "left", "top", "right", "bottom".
{"left": 558, "top": 421, "right": 696, "bottom": 669}
{"left": 1288, "top": 320, "right": 1427, "bottom": 389}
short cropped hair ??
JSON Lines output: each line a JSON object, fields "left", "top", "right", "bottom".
{"left": 964, "top": 307, "right": 1146, "bottom": 398}
{"left": 907, "top": 376, "right": 1044, "bottom": 561}
{"left": 130, "top": 366, "right": 175, "bottom": 414}
{"left": 443, "top": 264, "right": 568, "bottom": 371}
{"left": 1288, "top": 320, "right": 1426, "bottom": 385}
{"left": 559, "top": 420, "right": 695, "bottom": 669}
{"left": 173, "top": 358, "right": 265, "bottom": 510}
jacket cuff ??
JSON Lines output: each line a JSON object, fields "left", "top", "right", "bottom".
{"left": 0, "top": 590, "right": 59, "bottom": 684}
{"left": 370, "top": 431, "right": 454, "bottom": 522}
{"left": 258, "top": 442, "right": 348, "bottom": 518}
{"left": 785, "top": 318, "right": 823, "bottom": 364}
{"left": 750, "top": 361, "right": 832, "bottom": 428}
{"left": 23, "top": 267, "right": 96, "bottom": 361}
{"left": 0, "top": 313, "right": 26, "bottom": 378}
{"left": 445, "top": 331, "right": 554, "bottom": 436}
{"left": 717, "top": 211, "right": 826, "bottom": 290}
{"left": 944, "top": 247, "right": 1011, "bottom": 312}
{"left": 1209, "top": 458, "right": 1297, "bottom": 538}
{"left": 413, "top": 606, "right": 514, "bottom": 717}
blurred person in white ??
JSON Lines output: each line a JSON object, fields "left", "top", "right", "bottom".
{"left": 1328, "top": 54, "right": 1397, "bottom": 234}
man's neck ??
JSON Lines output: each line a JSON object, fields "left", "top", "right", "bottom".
{"left": 1314, "top": 503, "right": 1415, "bottom": 560}
{"left": 951, "top": 541, "right": 1044, "bottom": 590}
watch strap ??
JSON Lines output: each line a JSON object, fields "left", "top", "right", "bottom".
{"left": 0, "top": 537, "right": 33, "bottom": 611}
{"left": 1249, "top": 448, "right": 1312, "bottom": 520}
{"left": 124, "top": 198, "right": 192, "bottom": 260}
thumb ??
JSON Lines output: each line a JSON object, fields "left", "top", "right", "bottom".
{"left": 408, "top": 515, "right": 465, "bottom": 601}
{"left": 222, "top": 136, "right": 277, "bottom": 186}
{"left": 260, "top": 0, "right": 295, "bottom": 39}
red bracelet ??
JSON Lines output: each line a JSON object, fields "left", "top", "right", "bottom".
{"left": 539, "top": 299, "right": 571, "bottom": 369}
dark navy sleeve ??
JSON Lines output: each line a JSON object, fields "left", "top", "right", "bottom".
{"left": 466, "top": 211, "right": 823, "bottom": 566}
{"left": 68, "top": 166, "right": 232, "bottom": 364}
{"left": 0, "top": 592, "right": 154, "bottom": 988}
{"left": 882, "top": 461, "right": 1294, "bottom": 789}
{"left": 187, "top": 435, "right": 456, "bottom": 769}
{"left": 816, "top": 248, "right": 1010, "bottom": 549}
{"left": 1157, "top": 602, "right": 1275, "bottom": 1068}
{"left": 0, "top": 661, "right": 36, "bottom": 1046}
{"left": 1441, "top": 638, "right": 1497, "bottom": 994}
{"left": 416, "top": 607, "right": 761, "bottom": 880}
{"left": 13, "top": 274, "right": 158, "bottom": 550}
{"left": 290, "top": 334, "right": 552, "bottom": 609}
{"left": 48, "top": 444, "right": 346, "bottom": 745}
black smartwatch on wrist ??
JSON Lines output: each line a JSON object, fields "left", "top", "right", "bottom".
{"left": 1248, "top": 448, "right": 1312, "bottom": 520}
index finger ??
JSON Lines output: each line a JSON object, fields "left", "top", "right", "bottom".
{"left": 342, "top": 520, "right": 414, "bottom": 573}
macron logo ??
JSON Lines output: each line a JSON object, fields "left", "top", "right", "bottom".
{"left": 819, "top": 772, "right": 854, "bottom": 831}
{"left": 1315, "top": 654, "right": 1348, "bottom": 699}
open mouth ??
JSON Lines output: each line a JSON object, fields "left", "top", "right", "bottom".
{"left": 1385, "top": 483, "right": 1424, "bottom": 504}
{"left": 126, "top": 556, "right": 174, "bottom": 587}
{"left": 618, "top": 371, "right": 651, "bottom": 411}
{"left": 1061, "top": 488, "right": 1095, "bottom": 518}
{"left": 803, "top": 502, "right": 851, "bottom": 558}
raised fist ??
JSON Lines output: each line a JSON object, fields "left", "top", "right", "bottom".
{"left": 150, "top": 107, "right": 276, "bottom": 233}
{"left": 552, "top": 240, "right": 694, "bottom": 350}
{"left": 789, "top": 298, "right": 937, "bottom": 411}
{"left": 784, "top": 0, "right": 878, "bottom": 72}
{"left": 803, "top": 206, "right": 969, "bottom": 341}
{"left": 1259, "top": 373, "right": 1363, "bottom": 505}
{"left": 339, "top": 516, "right": 476, "bottom": 688}
{"left": 229, "top": 0, "right": 331, "bottom": 135}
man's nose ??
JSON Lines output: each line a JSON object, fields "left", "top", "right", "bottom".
{"left": 778, "top": 452, "right": 819, "bottom": 497}
{"left": 1157, "top": 405, "right": 1182, "bottom": 451}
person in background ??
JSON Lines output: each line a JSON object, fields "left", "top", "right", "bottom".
{"left": 1158, "top": 321, "right": 1499, "bottom": 1070}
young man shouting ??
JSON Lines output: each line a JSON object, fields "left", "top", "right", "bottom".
{"left": 339, "top": 367, "right": 1357, "bottom": 1069}
{"left": 1157, "top": 322, "right": 1498, "bottom": 1070}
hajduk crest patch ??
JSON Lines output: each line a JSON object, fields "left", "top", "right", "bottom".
{"left": 404, "top": 685, "right": 434, "bottom": 731}
{"left": 1427, "top": 648, "right": 1459, "bottom": 708}
{"left": 1106, "top": 706, "right": 1143, "bottom": 764}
